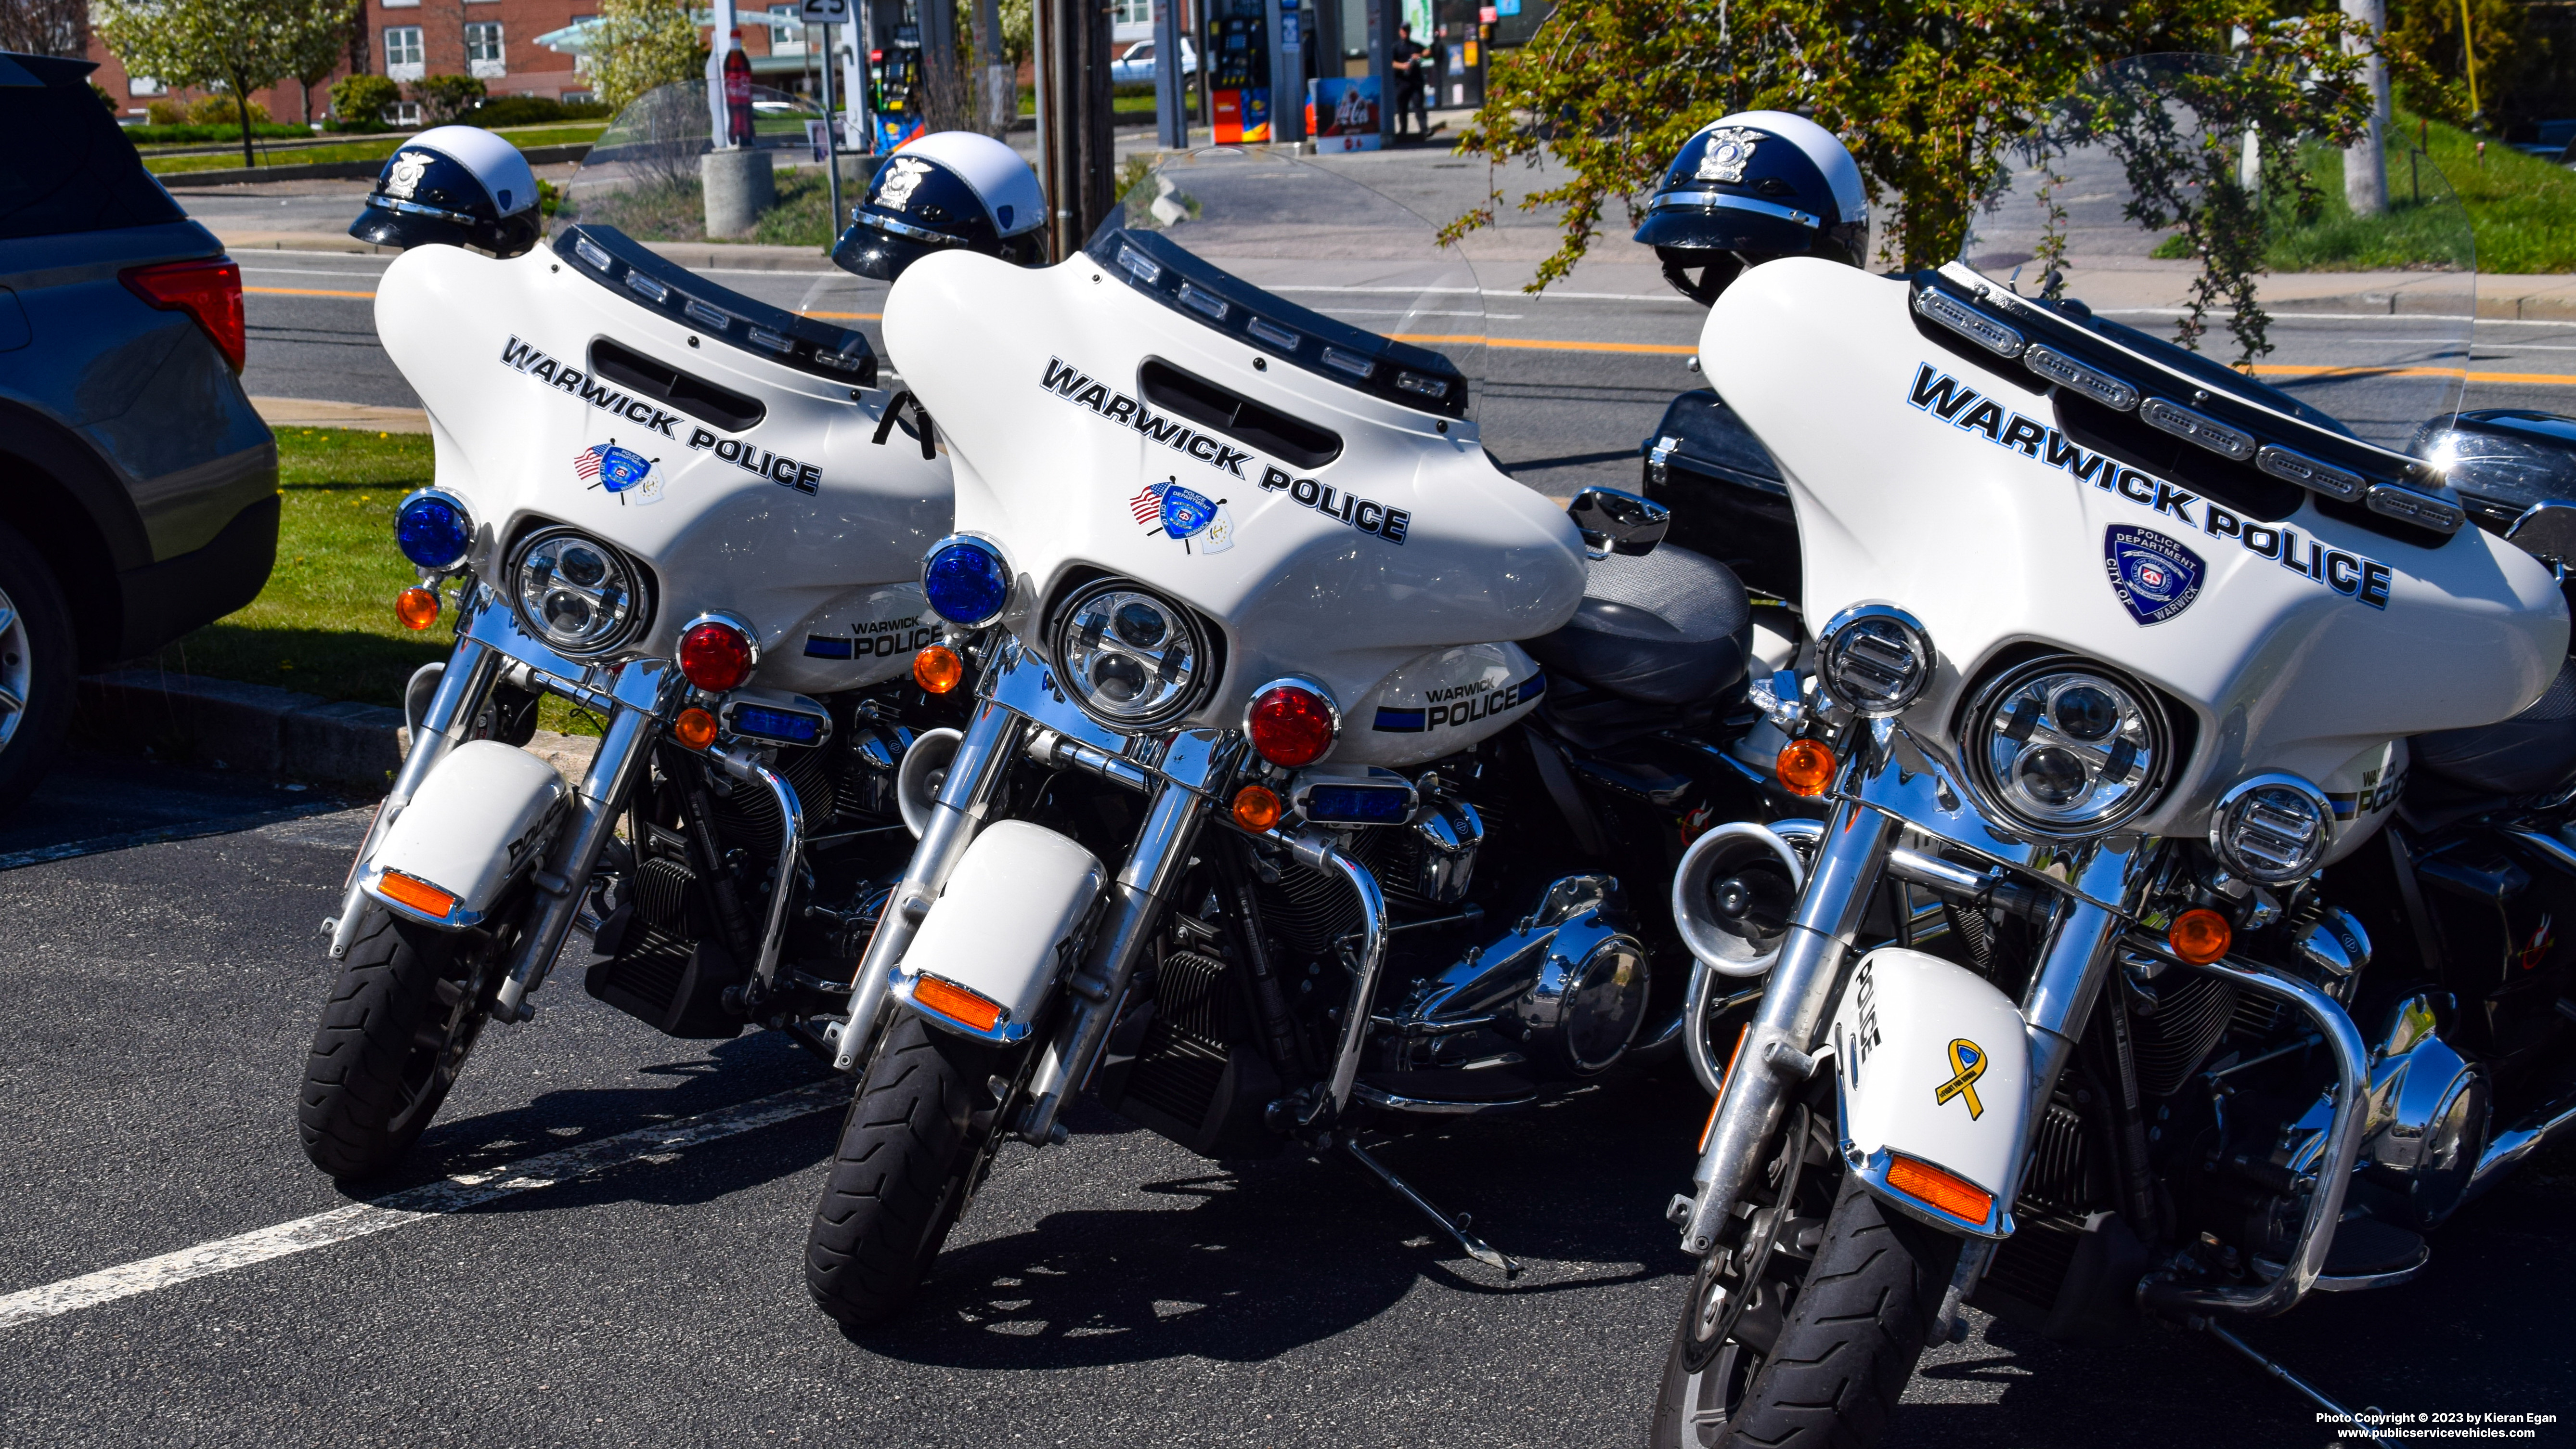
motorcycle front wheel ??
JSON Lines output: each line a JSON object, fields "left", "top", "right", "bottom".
{"left": 1652, "top": 1173, "right": 1959, "bottom": 1449}
{"left": 803, "top": 1012, "right": 1003, "bottom": 1326}
{"left": 296, "top": 903, "right": 504, "bottom": 1179}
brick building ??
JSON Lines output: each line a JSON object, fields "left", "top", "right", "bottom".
{"left": 84, "top": 0, "right": 821, "bottom": 126}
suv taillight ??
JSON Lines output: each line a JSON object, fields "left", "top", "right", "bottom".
{"left": 121, "top": 257, "right": 246, "bottom": 374}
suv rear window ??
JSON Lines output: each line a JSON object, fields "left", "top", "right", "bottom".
{"left": 0, "top": 52, "right": 186, "bottom": 242}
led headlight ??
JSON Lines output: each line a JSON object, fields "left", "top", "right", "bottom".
{"left": 920, "top": 533, "right": 1012, "bottom": 628}
{"left": 1962, "top": 656, "right": 2172, "bottom": 837}
{"left": 2208, "top": 773, "right": 2332, "bottom": 885}
{"left": 1048, "top": 579, "right": 1213, "bottom": 732}
{"left": 505, "top": 525, "right": 649, "bottom": 658}
{"left": 393, "top": 488, "right": 473, "bottom": 571}
{"left": 1817, "top": 604, "right": 1934, "bottom": 716}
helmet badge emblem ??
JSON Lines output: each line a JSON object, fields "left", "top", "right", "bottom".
{"left": 877, "top": 156, "right": 933, "bottom": 211}
{"left": 1695, "top": 127, "right": 1761, "bottom": 184}
{"left": 384, "top": 152, "right": 430, "bottom": 200}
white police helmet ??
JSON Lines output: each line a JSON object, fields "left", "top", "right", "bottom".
{"left": 832, "top": 130, "right": 1049, "bottom": 281}
{"left": 1635, "top": 110, "right": 1869, "bottom": 304}
{"left": 349, "top": 125, "right": 544, "bottom": 258}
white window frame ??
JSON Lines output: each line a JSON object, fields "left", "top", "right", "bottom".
{"left": 465, "top": 21, "right": 506, "bottom": 78}
{"left": 385, "top": 25, "right": 425, "bottom": 80}
{"left": 128, "top": 74, "right": 166, "bottom": 96}
{"left": 766, "top": 4, "right": 805, "bottom": 57}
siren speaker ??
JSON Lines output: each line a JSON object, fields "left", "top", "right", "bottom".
{"left": 896, "top": 727, "right": 963, "bottom": 839}
{"left": 1672, "top": 821, "right": 1808, "bottom": 979}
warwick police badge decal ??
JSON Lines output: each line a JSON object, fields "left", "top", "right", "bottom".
{"left": 2104, "top": 524, "right": 2204, "bottom": 625}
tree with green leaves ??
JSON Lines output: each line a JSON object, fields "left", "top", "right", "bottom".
{"left": 95, "top": 0, "right": 355, "bottom": 165}
{"left": 285, "top": 0, "right": 363, "bottom": 128}
{"left": 1442, "top": 0, "right": 2374, "bottom": 289}
{"left": 591, "top": 0, "right": 705, "bottom": 113}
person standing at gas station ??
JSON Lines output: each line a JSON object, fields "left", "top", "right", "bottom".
{"left": 1392, "top": 22, "right": 1430, "bottom": 139}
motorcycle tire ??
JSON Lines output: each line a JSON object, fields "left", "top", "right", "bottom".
{"left": 0, "top": 518, "right": 79, "bottom": 821}
{"left": 1651, "top": 1173, "right": 1959, "bottom": 1449}
{"left": 804, "top": 1012, "right": 1000, "bottom": 1327}
{"left": 296, "top": 904, "right": 493, "bottom": 1179}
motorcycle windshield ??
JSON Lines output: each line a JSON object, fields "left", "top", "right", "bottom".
{"left": 880, "top": 147, "right": 1585, "bottom": 733}
{"left": 558, "top": 79, "right": 826, "bottom": 237}
{"left": 1958, "top": 52, "right": 2475, "bottom": 455}
{"left": 1110, "top": 145, "right": 1487, "bottom": 420}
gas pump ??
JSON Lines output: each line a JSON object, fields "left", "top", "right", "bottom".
{"left": 868, "top": 36, "right": 925, "bottom": 152}
{"left": 1209, "top": 0, "right": 1269, "bottom": 143}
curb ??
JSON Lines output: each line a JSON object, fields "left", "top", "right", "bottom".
{"left": 158, "top": 142, "right": 591, "bottom": 189}
{"left": 77, "top": 670, "right": 405, "bottom": 789}
{"left": 2268, "top": 291, "right": 2576, "bottom": 322}
{"left": 75, "top": 669, "right": 601, "bottom": 789}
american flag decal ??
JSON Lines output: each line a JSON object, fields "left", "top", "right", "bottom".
{"left": 574, "top": 445, "right": 605, "bottom": 482}
{"left": 1129, "top": 481, "right": 1165, "bottom": 526}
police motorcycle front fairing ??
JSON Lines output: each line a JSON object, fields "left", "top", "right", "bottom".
{"left": 797, "top": 149, "right": 1794, "bottom": 1326}
{"left": 295, "top": 104, "right": 1043, "bottom": 1184}
{"left": 1646, "top": 57, "right": 2576, "bottom": 1449}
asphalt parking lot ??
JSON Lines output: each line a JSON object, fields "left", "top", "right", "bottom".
{"left": 0, "top": 773, "right": 2570, "bottom": 1448}
{"left": 3, "top": 146, "right": 2570, "bottom": 1448}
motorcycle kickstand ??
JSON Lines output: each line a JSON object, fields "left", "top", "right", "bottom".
{"left": 1342, "top": 1137, "right": 1520, "bottom": 1281}
{"left": 2187, "top": 1314, "right": 2398, "bottom": 1449}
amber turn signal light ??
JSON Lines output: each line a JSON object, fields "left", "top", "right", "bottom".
{"left": 2169, "top": 907, "right": 2233, "bottom": 965}
{"left": 395, "top": 586, "right": 440, "bottom": 631}
{"left": 1230, "top": 784, "right": 1282, "bottom": 833}
{"left": 672, "top": 706, "right": 718, "bottom": 750}
{"left": 377, "top": 868, "right": 457, "bottom": 919}
{"left": 1886, "top": 1152, "right": 1994, "bottom": 1225}
{"left": 911, "top": 972, "right": 1003, "bottom": 1034}
{"left": 1776, "top": 738, "right": 1838, "bottom": 797}
{"left": 913, "top": 643, "right": 964, "bottom": 694}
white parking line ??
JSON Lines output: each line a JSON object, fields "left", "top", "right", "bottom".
{"left": 0, "top": 1078, "right": 847, "bottom": 1331}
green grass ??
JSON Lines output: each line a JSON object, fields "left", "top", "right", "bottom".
{"left": 2265, "top": 113, "right": 2576, "bottom": 273}
{"left": 141, "top": 122, "right": 607, "bottom": 174}
{"left": 151, "top": 428, "right": 601, "bottom": 737}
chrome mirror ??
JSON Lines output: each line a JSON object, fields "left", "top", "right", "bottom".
{"left": 1568, "top": 486, "right": 1669, "bottom": 559}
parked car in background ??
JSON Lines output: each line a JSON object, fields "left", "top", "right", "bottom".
{"left": 2511, "top": 117, "right": 2576, "bottom": 161}
{"left": 1109, "top": 37, "right": 1200, "bottom": 85}
{"left": 0, "top": 50, "right": 278, "bottom": 814}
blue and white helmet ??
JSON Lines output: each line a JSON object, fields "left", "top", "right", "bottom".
{"left": 832, "top": 130, "right": 1049, "bottom": 281}
{"left": 1635, "top": 110, "right": 1869, "bottom": 304}
{"left": 349, "top": 125, "right": 543, "bottom": 258}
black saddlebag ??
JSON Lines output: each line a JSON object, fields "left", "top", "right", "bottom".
{"left": 1638, "top": 389, "right": 1800, "bottom": 604}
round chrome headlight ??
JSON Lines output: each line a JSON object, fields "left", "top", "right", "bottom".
{"left": 505, "top": 525, "right": 649, "bottom": 657}
{"left": 1961, "top": 656, "right": 2172, "bottom": 837}
{"left": 2208, "top": 773, "right": 2332, "bottom": 885}
{"left": 1818, "top": 604, "right": 1935, "bottom": 716}
{"left": 1048, "top": 579, "right": 1213, "bottom": 731}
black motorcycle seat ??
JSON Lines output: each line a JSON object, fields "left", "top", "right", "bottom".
{"left": 1522, "top": 545, "right": 1752, "bottom": 706}
{"left": 2413, "top": 655, "right": 2576, "bottom": 798}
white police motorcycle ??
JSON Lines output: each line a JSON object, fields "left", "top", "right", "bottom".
{"left": 294, "top": 96, "right": 1043, "bottom": 1181}
{"left": 796, "top": 149, "right": 1797, "bottom": 1324}
{"left": 1646, "top": 58, "right": 2576, "bottom": 1446}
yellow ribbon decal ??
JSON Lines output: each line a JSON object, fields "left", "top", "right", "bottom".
{"left": 1935, "top": 1038, "right": 1986, "bottom": 1120}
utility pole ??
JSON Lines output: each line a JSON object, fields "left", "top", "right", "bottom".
{"left": 1154, "top": 0, "right": 1188, "bottom": 150}
{"left": 1036, "top": 0, "right": 1114, "bottom": 259}
{"left": 2341, "top": 0, "right": 2389, "bottom": 216}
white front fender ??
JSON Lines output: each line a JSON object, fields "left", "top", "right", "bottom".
{"left": 1829, "top": 946, "right": 2031, "bottom": 1239}
{"left": 360, "top": 740, "right": 566, "bottom": 929}
{"left": 891, "top": 820, "right": 1105, "bottom": 1043}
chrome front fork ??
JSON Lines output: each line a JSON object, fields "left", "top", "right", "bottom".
{"left": 1014, "top": 776, "right": 1212, "bottom": 1143}
{"left": 828, "top": 700, "right": 1024, "bottom": 1072}
{"left": 326, "top": 634, "right": 500, "bottom": 960}
{"left": 492, "top": 659, "right": 677, "bottom": 1019}
{"left": 1676, "top": 799, "right": 1894, "bottom": 1255}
